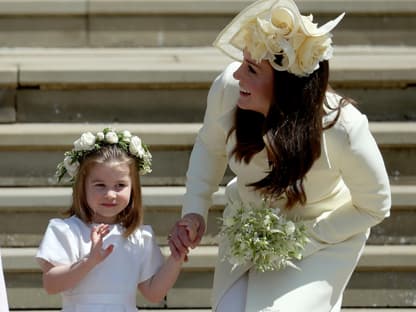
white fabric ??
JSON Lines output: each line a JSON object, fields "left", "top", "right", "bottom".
{"left": 36, "top": 216, "right": 164, "bottom": 311}
{"left": 182, "top": 62, "right": 391, "bottom": 311}
{"left": 0, "top": 250, "right": 9, "bottom": 312}
{"left": 217, "top": 273, "right": 248, "bottom": 312}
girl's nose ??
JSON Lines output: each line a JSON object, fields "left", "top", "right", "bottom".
{"left": 105, "top": 189, "right": 117, "bottom": 199}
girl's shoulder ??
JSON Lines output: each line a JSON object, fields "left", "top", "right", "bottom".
{"left": 128, "top": 224, "right": 158, "bottom": 245}
{"left": 45, "top": 215, "right": 88, "bottom": 236}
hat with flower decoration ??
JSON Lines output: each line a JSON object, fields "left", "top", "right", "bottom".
{"left": 214, "top": 0, "right": 344, "bottom": 77}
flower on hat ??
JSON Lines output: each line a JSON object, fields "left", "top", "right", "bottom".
{"left": 214, "top": 0, "right": 344, "bottom": 77}
{"left": 55, "top": 128, "right": 152, "bottom": 183}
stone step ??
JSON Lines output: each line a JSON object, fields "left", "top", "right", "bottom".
{"left": 0, "top": 46, "right": 415, "bottom": 123}
{"left": 12, "top": 310, "right": 416, "bottom": 312}
{"left": 2, "top": 245, "right": 416, "bottom": 309}
{"left": 0, "top": 0, "right": 415, "bottom": 47}
{"left": 0, "top": 122, "right": 414, "bottom": 186}
{"left": 0, "top": 184, "right": 414, "bottom": 247}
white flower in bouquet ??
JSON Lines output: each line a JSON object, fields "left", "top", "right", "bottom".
{"left": 219, "top": 200, "right": 308, "bottom": 272}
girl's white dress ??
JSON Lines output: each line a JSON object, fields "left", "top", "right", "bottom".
{"left": 181, "top": 62, "right": 391, "bottom": 311}
{"left": 36, "top": 216, "right": 164, "bottom": 312}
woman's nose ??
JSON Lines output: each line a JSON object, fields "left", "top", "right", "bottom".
{"left": 233, "top": 65, "right": 243, "bottom": 80}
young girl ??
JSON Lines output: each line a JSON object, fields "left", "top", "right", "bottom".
{"left": 37, "top": 128, "right": 191, "bottom": 311}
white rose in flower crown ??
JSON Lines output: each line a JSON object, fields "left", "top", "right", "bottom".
{"left": 105, "top": 131, "right": 118, "bottom": 144}
{"left": 73, "top": 132, "right": 96, "bottom": 151}
{"left": 121, "top": 130, "right": 132, "bottom": 142}
{"left": 129, "top": 136, "right": 145, "bottom": 158}
{"left": 63, "top": 156, "right": 79, "bottom": 177}
{"left": 96, "top": 132, "right": 105, "bottom": 141}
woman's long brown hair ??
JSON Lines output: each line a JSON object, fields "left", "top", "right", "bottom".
{"left": 229, "top": 60, "right": 346, "bottom": 209}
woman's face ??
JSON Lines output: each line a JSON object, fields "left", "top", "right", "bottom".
{"left": 233, "top": 50, "right": 274, "bottom": 116}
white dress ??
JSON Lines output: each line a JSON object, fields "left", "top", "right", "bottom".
{"left": 182, "top": 62, "right": 391, "bottom": 311}
{"left": 0, "top": 250, "right": 9, "bottom": 312}
{"left": 36, "top": 216, "right": 164, "bottom": 312}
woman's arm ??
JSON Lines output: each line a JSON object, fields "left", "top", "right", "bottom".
{"left": 169, "top": 63, "right": 240, "bottom": 260}
{"left": 39, "top": 224, "right": 113, "bottom": 294}
{"left": 304, "top": 105, "right": 391, "bottom": 254}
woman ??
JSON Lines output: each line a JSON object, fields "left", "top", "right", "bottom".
{"left": 168, "top": 0, "right": 391, "bottom": 311}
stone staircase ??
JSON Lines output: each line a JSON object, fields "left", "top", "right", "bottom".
{"left": 0, "top": 0, "right": 416, "bottom": 311}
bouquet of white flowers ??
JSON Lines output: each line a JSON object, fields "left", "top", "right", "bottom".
{"left": 219, "top": 200, "right": 308, "bottom": 272}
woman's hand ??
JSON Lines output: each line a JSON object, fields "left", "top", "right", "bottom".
{"left": 88, "top": 224, "right": 114, "bottom": 266}
{"left": 168, "top": 213, "right": 206, "bottom": 261}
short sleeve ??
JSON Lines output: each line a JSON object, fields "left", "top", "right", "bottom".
{"left": 36, "top": 218, "right": 79, "bottom": 266}
{"left": 137, "top": 225, "right": 164, "bottom": 283}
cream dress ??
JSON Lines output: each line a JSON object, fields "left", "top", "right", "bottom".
{"left": 36, "top": 216, "right": 164, "bottom": 312}
{"left": 182, "top": 62, "right": 391, "bottom": 311}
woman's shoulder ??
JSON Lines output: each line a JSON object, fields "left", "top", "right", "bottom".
{"left": 324, "top": 91, "right": 367, "bottom": 134}
{"left": 211, "top": 62, "right": 240, "bottom": 95}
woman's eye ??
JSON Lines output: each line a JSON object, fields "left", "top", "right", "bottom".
{"left": 248, "top": 65, "right": 256, "bottom": 74}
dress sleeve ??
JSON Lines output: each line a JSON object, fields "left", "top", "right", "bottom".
{"left": 137, "top": 226, "right": 164, "bottom": 284}
{"left": 182, "top": 63, "right": 239, "bottom": 222}
{"left": 305, "top": 105, "right": 391, "bottom": 253}
{"left": 36, "top": 218, "right": 79, "bottom": 266}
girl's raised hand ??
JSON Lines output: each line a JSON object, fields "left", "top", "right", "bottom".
{"left": 88, "top": 224, "right": 114, "bottom": 266}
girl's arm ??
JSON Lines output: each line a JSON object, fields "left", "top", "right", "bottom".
{"left": 138, "top": 255, "right": 184, "bottom": 303}
{"left": 39, "top": 224, "right": 113, "bottom": 294}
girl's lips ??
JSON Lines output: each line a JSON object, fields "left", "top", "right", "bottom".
{"left": 101, "top": 203, "right": 116, "bottom": 207}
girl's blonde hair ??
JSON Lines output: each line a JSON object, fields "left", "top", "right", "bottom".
{"left": 65, "top": 145, "right": 143, "bottom": 237}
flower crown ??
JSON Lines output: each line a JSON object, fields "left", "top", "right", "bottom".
{"left": 214, "top": 0, "right": 345, "bottom": 77}
{"left": 56, "top": 128, "right": 152, "bottom": 182}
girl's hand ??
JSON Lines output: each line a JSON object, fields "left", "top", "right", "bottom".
{"left": 168, "top": 213, "right": 205, "bottom": 261}
{"left": 88, "top": 224, "right": 114, "bottom": 266}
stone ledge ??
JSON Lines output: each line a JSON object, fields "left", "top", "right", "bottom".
{"left": 3, "top": 245, "right": 416, "bottom": 272}
{"left": 0, "top": 185, "right": 413, "bottom": 211}
{"left": 0, "top": 122, "right": 414, "bottom": 148}
{"left": 0, "top": 47, "right": 415, "bottom": 86}
{"left": 13, "top": 310, "right": 416, "bottom": 312}
{"left": 0, "top": 0, "right": 414, "bottom": 15}
{"left": 14, "top": 310, "right": 416, "bottom": 312}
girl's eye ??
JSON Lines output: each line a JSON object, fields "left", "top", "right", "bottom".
{"left": 94, "top": 183, "right": 105, "bottom": 188}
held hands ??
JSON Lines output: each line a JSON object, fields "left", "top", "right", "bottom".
{"left": 168, "top": 213, "right": 205, "bottom": 261}
{"left": 88, "top": 224, "right": 114, "bottom": 266}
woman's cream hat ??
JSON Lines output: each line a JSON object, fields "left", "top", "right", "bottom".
{"left": 213, "top": 0, "right": 344, "bottom": 77}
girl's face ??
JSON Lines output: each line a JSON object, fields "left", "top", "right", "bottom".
{"left": 233, "top": 50, "right": 274, "bottom": 117}
{"left": 85, "top": 162, "right": 132, "bottom": 224}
